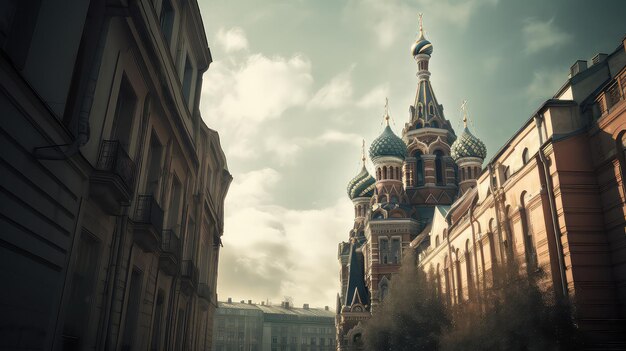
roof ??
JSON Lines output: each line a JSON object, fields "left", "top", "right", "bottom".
{"left": 369, "top": 125, "right": 407, "bottom": 160}
{"left": 347, "top": 165, "right": 376, "bottom": 199}
{"left": 217, "top": 302, "right": 335, "bottom": 319}
{"left": 344, "top": 242, "right": 369, "bottom": 307}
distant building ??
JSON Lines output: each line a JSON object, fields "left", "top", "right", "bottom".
{"left": 213, "top": 300, "right": 335, "bottom": 351}
{"left": 337, "top": 15, "right": 626, "bottom": 350}
{"left": 0, "top": 0, "right": 231, "bottom": 350}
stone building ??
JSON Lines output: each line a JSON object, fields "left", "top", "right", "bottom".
{"left": 417, "top": 37, "right": 626, "bottom": 348}
{"left": 0, "top": 0, "right": 231, "bottom": 350}
{"left": 336, "top": 15, "right": 626, "bottom": 350}
{"left": 213, "top": 300, "right": 335, "bottom": 351}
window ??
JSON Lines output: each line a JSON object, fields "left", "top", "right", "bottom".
{"left": 380, "top": 282, "right": 389, "bottom": 301}
{"left": 182, "top": 55, "right": 195, "bottom": 106}
{"left": 145, "top": 132, "right": 164, "bottom": 196}
{"left": 112, "top": 75, "right": 138, "bottom": 153}
{"left": 522, "top": 148, "right": 529, "bottom": 165}
{"left": 428, "top": 103, "right": 434, "bottom": 115}
{"left": 62, "top": 232, "right": 100, "bottom": 348}
{"left": 414, "top": 151, "right": 424, "bottom": 186}
{"left": 435, "top": 235, "right": 440, "bottom": 246}
{"left": 383, "top": 166, "right": 387, "bottom": 179}
{"left": 150, "top": 290, "right": 165, "bottom": 351}
{"left": 168, "top": 176, "right": 183, "bottom": 229}
{"left": 121, "top": 269, "right": 143, "bottom": 351}
{"left": 468, "top": 167, "right": 473, "bottom": 179}
{"left": 391, "top": 238, "right": 401, "bottom": 264}
{"left": 159, "top": 0, "right": 175, "bottom": 44}
{"left": 379, "top": 238, "right": 389, "bottom": 264}
{"left": 503, "top": 166, "right": 510, "bottom": 181}
{"left": 434, "top": 150, "right": 444, "bottom": 185}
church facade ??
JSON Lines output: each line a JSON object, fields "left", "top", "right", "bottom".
{"left": 336, "top": 18, "right": 626, "bottom": 350}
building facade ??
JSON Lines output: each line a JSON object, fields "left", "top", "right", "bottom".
{"left": 213, "top": 300, "right": 335, "bottom": 351}
{"left": 336, "top": 16, "right": 626, "bottom": 350}
{"left": 0, "top": 0, "right": 231, "bottom": 350}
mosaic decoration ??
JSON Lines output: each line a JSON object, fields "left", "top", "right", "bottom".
{"left": 347, "top": 166, "right": 376, "bottom": 199}
{"left": 450, "top": 127, "right": 487, "bottom": 161}
{"left": 369, "top": 125, "right": 407, "bottom": 161}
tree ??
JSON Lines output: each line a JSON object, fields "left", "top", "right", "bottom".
{"left": 364, "top": 250, "right": 449, "bottom": 351}
{"left": 440, "top": 262, "right": 581, "bottom": 351}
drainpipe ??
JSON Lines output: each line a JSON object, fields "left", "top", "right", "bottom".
{"left": 534, "top": 115, "right": 568, "bottom": 299}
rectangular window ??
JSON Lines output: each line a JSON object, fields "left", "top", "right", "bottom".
{"left": 145, "top": 132, "right": 163, "bottom": 196}
{"left": 112, "top": 74, "right": 138, "bottom": 153}
{"left": 391, "top": 238, "right": 401, "bottom": 264}
{"left": 159, "top": 0, "right": 175, "bottom": 44}
{"left": 121, "top": 269, "right": 143, "bottom": 350}
{"left": 379, "top": 238, "right": 389, "bottom": 264}
{"left": 62, "top": 232, "right": 100, "bottom": 348}
{"left": 182, "top": 55, "right": 195, "bottom": 107}
{"left": 150, "top": 290, "right": 165, "bottom": 351}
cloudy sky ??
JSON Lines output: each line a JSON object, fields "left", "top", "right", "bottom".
{"left": 196, "top": 0, "right": 626, "bottom": 308}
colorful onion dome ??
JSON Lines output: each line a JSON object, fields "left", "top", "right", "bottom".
{"left": 369, "top": 125, "right": 407, "bottom": 161}
{"left": 411, "top": 36, "right": 433, "bottom": 56}
{"left": 451, "top": 127, "right": 487, "bottom": 161}
{"left": 347, "top": 166, "right": 376, "bottom": 199}
{"left": 411, "top": 14, "right": 433, "bottom": 56}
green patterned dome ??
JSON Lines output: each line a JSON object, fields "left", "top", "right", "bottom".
{"left": 347, "top": 166, "right": 376, "bottom": 199}
{"left": 451, "top": 127, "right": 487, "bottom": 161}
{"left": 369, "top": 125, "right": 407, "bottom": 161}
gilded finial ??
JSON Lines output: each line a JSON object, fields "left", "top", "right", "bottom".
{"left": 361, "top": 139, "right": 366, "bottom": 166}
{"left": 418, "top": 13, "right": 424, "bottom": 39}
{"left": 461, "top": 99, "right": 468, "bottom": 129}
{"left": 384, "top": 97, "right": 390, "bottom": 126}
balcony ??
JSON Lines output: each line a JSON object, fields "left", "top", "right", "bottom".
{"left": 160, "top": 229, "right": 180, "bottom": 275}
{"left": 181, "top": 260, "right": 199, "bottom": 295}
{"left": 89, "top": 140, "right": 136, "bottom": 214}
{"left": 133, "top": 195, "right": 164, "bottom": 252}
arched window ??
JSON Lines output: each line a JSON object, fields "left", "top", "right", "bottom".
{"left": 414, "top": 151, "right": 424, "bottom": 186}
{"left": 455, "top": 249, "right": 463, "bottom": 302}
{"left": 429, "top": 103, "right": 435, "bottom": 115}
{"left": 443, "top": 255, "right": 451, "bottom": 305}
{"left": 376, "top": 168, "right": 381, "bottom": 180}
{"left": 418, "top": 104, "right": 424, "bottom": 119}
{"left": 462, "top": 167, "right": 466, "bottom": 181}
{"left": 435, "top": 235, "right": 440, "bottom": 246}
{"left": 522, "top": 148, "right": 529, "bottom": 165}
{"left": 380, "top": 237, "right": 389, "bottom": 264}
{"left": 468, "top": 167, "right": 473, "bottom": 179}
{"left": 391, "top": 238, "right": 401, "bottom": 264}
{"left": 520, "top": 191, "right": 538, "bottom": 271}
{"left": 443, "top": 228, "right": 448, "bottom": 239}
{"left": 396, "top": 167, "right": 400, "bottom": 180}
{"left": 383, "top": 166, "right": 387, "bottom": 180}
{"left": 436, "top": 263, "right": 442, "bottom": 297}
{"left": 434, "top": 150, "right": 444, "bottom": 185}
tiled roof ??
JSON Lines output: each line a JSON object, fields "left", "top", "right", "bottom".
{"left": 451, "top": 127, "right": 487, "bottom": 161}
{"left": 347, "top": 166, "right": 376, "bottom": 199}
{"left": 369, "top": 125, "right": 407, "bottom": 160}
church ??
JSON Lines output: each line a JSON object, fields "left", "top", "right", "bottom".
{"left": 336, "top": 16, "right": 626, "bottom": 350}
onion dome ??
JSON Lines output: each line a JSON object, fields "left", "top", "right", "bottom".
{"left": 369, "top": 125, "right": 407, "bottom": 161}
{"left": 347, "top": 166, "right": 375, "bottom": 199}
{"left": 369, "top": 100, "right": 406, "bottom": 161}
{"left": 411, "top": 14, "right": 433, "bottom": 56}
{"left": 451, "top": 127, "right": 487, "bottom": 161}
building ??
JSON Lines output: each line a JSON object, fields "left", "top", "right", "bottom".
{"left": 336, "top": 15, "right": 626, "bottom": 350}
{"left": 213, "top": 300, "right": 335, "bottom": 351}
{"left": 0, "top": 0, "right": 231, "bottom": 350}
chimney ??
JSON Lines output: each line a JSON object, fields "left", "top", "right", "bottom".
{"left": 261, "top": 301, "right": 265, "bottom": 306}
{"left": 248, "top": 300, "right": 252, "bottom": 305}
{"left": 591, "top": 53, "right": 608, "bottom": 65}
{"left": 284, "top": 301, "right": 290, "bottom": 309}
{"left": 325, "top": 306, "right": 329, "bottom": 311}
{"left": 303, "top": 304, "right": 309, "bottom": 309}
{"left": 240, "top": 300, "right": 245, "bottom": 303}
{"left": 227, "top": 297, "right": 232, "bottom": 304}
{"left": 570, "top": 60, "right": 587, "bottom": 77}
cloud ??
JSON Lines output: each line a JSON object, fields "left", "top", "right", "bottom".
{"left": 201, "top": 53, "right": 314, "bottom": 159}
{"left": 522, "top": 18, "right": 572, "bottom": 54}
{"left": 216, "top": 27, "right": 249, "bottom": 53}
{"left": 525, "top": 68, "right": 566, "bottom": 102}
{"left": 309, "top": 68, "right": 355, "bottom": 109}
{"left": 344, "top": 0, "right": 499, "bottom": 48}
{"left": 357, "top": 84, "right": 390, "bottom": 108}
{"left": 217, "top": 168, "right": 354, "bottom": 308}
{"left": 263, "top": 130, "right": 363, "bottom": 165}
